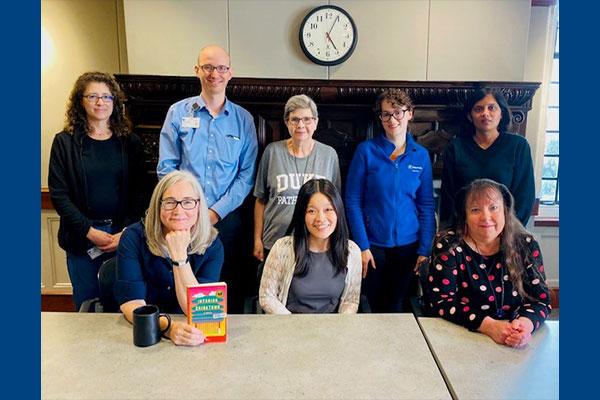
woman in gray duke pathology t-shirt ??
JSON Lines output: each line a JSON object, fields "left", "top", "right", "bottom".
{"left": 253, "top": 94, "right": 340, "bottom": 263}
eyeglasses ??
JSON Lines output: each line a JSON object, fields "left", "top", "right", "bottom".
{"left": 199, "top": 64, "right": 230, "bottom": 74}
{"left": 83, "top": 94, "right": 114, "bottom": 103}
{"left": 288, "top": 117, "right": 316, "bottom": 126}
{"left": 379, "top": 109, "right": 408, "bottom": 122}
{"left": 472, "top": 104, "right": 500, "bottom": 114}
{"left": 160, "top": 198, "right": 199, "bottom": 210}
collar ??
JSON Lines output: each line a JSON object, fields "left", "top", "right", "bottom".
{"left": 191, "top": 95, "right": 231, "bottom": 116}
{"left": 374, "top": 131, "right": 417, "bottom": 155}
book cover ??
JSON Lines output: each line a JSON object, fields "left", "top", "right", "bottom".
{"left": 187, "top": 282, "right": 227, "bottom": 343}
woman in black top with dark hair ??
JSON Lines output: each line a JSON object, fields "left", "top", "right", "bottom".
{"left": 48, "top": 71, "right": 145, "bottom": 310}
{"left": 439, "top": 88, "right": 535, "bottom": 229}
{"left": 259, "top": 179, "right": 362, "bottom": 314}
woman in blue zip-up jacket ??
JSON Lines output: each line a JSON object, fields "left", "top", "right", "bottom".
{"left": 345, "top": 89, "right": 436, "bottom": 313}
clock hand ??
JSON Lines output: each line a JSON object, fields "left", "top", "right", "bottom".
{"left": 325, "top": 32, "right": 338, "bottom": 51}
{"left": 327, "top": 15, "right": 340, "bottom": 36}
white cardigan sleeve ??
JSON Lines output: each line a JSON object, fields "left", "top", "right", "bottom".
{"left": 338, "top": 240, "right": 362, "bottom": 314}
{"left": 258, "top": 238, "right": 293, "bottom": 314}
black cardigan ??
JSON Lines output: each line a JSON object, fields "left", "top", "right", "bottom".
{"left": 48, "top": 129, "right": 146, "bottom": 255}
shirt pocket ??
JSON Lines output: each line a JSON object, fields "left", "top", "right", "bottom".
{"left": 219, "top": 134, "right": 243, "bottom": 167}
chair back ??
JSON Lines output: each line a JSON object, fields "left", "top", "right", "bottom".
{"left": 98, "top": 257, "right": 119, "bottom": 312}
{"left": 410, "top": 257, "right": 432, "bottom": 317}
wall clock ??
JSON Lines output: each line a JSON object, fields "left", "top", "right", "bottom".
{"left": 299, "top": 5, "right": 358, "bottom": 66}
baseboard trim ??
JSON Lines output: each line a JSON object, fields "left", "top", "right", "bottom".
{"left": 550, "top": 287, "right": 559, "bottom": 310}
{"left": 42, "top": 294, "right": 76, "bottom": 312}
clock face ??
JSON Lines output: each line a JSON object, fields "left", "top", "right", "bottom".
{"left": 299, "top": 5, "right": 357, "bottom": 66}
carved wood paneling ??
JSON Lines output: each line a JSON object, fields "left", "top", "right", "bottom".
{"left": 115, "top": 75, "right": 539, "bottom": 187}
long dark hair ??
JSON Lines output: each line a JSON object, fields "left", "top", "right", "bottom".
{"left": 64, "top": 71, "right": 132, "bottom": 137}
{"left": 455, "top": 179, "right": 541, "bottom": 300}
{"left": 462, "top": 88, "right": 511, "bottom": 136}
{"left": 286, "top": 179, "right": 349, "bottom": 277}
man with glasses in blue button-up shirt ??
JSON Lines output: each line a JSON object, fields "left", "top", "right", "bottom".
{"left": 157, "top": 45, "right": 258, "bottom": 313}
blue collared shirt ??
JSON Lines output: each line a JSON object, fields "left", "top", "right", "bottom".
{"left": 157, "top": 95, "right": 258, "bottom": 218}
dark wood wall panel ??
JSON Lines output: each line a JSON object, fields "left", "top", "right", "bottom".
{"left": 115, "top": 75, "right": 539, "bottom": 200}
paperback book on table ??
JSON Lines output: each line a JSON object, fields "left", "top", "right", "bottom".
{"left": 186, "top": 282, "right": 227, "bottom": 343}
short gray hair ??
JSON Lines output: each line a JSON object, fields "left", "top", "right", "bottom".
{"left": 283, "top": 94, "right": 318, "bottom": 121}
{"left": 145, "top": 170, "right": 218, "bottom": 257}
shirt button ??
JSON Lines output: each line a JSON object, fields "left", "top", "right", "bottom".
{"left": 167, "top": 286, "right": 171, "bottom": 290}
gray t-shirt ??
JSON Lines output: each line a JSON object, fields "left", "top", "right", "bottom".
{"left": 253, "top": 140, "right": 341, "bottom": 249}
{"left": 286, "top": 251, "right": 347, "bottom": 313}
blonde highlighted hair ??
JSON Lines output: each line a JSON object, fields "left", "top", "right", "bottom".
{"left": 144, "top": 170, "right": 218, "bottom": 257}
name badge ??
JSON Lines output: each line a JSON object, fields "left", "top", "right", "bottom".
{"left": 87, "top": 246, "right": 104, "bottom": 260}
{"left": 182, "top": 117, "right": 200, "bottom": 129}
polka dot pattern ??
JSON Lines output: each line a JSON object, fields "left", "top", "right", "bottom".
{"left": 422, "top": 233, "right": 551, "bottom": 332}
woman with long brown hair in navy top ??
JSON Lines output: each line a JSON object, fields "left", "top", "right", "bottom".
{"left": 345, "top": 89, "right": 436, "bottom": 313}
{"left": 423, "top": 179, "right": 550, "bottom": 347}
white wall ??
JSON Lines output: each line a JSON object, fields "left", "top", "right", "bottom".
{"left": 123, "top": 0, "right": 228, "bottom": 76}
{"left": 123, "top": 0, "right": 531, "bottom": 81}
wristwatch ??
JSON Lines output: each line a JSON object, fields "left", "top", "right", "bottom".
{"left": 171, "top": 256, "right": 189, "bottom": 267}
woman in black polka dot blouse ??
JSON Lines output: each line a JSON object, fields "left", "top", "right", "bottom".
{"left": 423, "top": 179, "right": 551, "bottom": 348}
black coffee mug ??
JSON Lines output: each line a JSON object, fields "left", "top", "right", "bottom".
{"left": 133, "top": 305, "right": 171, "bottom": 347}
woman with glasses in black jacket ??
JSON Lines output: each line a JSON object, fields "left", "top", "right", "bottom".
{"left": 48, "top": 71, "right": 145, "bottom": 311}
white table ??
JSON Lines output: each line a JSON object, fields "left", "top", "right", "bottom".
{"left": 417, "top": 317, "right": 559, "bottom": 400}
{"left": 42, "top": 312, "right": 451, "bottom": 399}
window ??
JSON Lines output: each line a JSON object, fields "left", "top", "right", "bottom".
{"left": 540, "top": 7, "right": 559, "bottom": 205}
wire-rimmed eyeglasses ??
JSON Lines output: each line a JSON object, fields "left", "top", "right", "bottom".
{"left": 199, "top": 64, "right": 230, "bottom": 74}
{"left": 288, "top": 117, "right": 316, "bottom": 126}
{"left": 160, "top": 198, "right": 200, "bottom": 210}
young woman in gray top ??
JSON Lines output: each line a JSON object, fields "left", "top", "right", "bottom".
{"left": 253, "top": 95, "right": 341, "bottom": 262}
{"left": 259, "top": 179, "right": 361, "bottom": 314}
